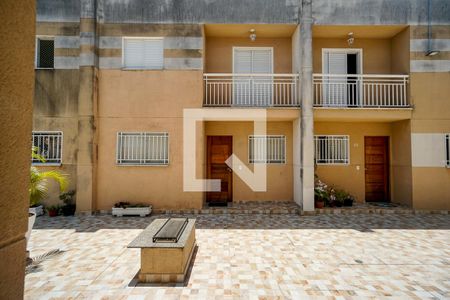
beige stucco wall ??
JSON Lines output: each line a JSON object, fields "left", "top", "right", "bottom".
{"left": 205, "top": 121, "right": 293, "bottom": 202}
{"left": 314, "top": 122, "right": 393, "bottom": 203}
{"left": 0, "top": 0, "right": 35, "bottom": 298}
{"left": 412, "top": 168, "right": 450, "bottom": 210}
{"left": 410, "top": 73, "right": 450, "bottom": 132}
{"left": 391, "top": 27, "right": 410, "bottom": 74}
{"left": 391, "top": 120, "right": 412, "bottom": 206}
{"left": 96, "top": 70, "right": 204, "bottom": 210}
{"left": 205, "top": 37, "right": 292, "bottom": 73}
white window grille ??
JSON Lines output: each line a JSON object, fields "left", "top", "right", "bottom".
{"left": 116, "top": 132, "right": 169, "bottom": 165}
{"left": 249, "top": 135, "right": 286, "bottom": 164}
{"left": 32, "top": 131, "right": 63, "bottom": 165}
{"left": 446, "top": 134, "right": 450, "bottom": 167}
{"left": 36, "top": 37, "right": 54, "bottom": 69}
{"left": 122, "top": 37, "right": 164, "bottom": 69}
{"left": 314, "top": 135, "right": 349, "bottom": 165}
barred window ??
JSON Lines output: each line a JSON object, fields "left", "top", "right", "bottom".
{"left": 249, "top": 135, "right": 286, "bottom": 164}
{"left": 122, "top": 38, "right": 163, "bottom": 69}
{"left": 314, "top": 135, "right": 349, "bottom": 165}
{"left": 32, "top": 131, "right": 63, "bottom": 165}
{"left": 117, "top": 132, "right": 169, "bottom": 165}
{"left": 446, "top": 134, "right": 450, "bottom": 167}
{"left": 36, "top": 37, "right": 54, "bottom": 68}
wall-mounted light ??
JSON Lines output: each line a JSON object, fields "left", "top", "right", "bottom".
{"left": 347, "top": 32, "right": 354, "bottom": 46}
{"left": 249, "top": 29, "right": 256, "bottom": 42}
{"left": 426, "top": 50, "right": 440, "bottom": 56}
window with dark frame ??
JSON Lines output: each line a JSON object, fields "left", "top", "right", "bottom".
{"left": 37, "top": 38, "right": 54, "bottom": 68}
{"left": 446, "top": 134, "right": 450, "bottom": 167}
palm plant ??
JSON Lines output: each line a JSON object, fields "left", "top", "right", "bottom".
{"left": 29, "top": 147, "right": 68, "bottom": 206}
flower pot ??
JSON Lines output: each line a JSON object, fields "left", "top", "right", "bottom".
{"left": 29, "top": 205, "right": 44, "bottom": 216}
{"left": 314, "top": 200, "right": 325, "bottom": 209}
{"left": 62, "top": 204, "right": 76, "bottom": 216}
{"left": 112, "top": 206, "right": 152, "bottom": 217}
{"left": 48, "top": 209, "right": 59, "bottom": 217}
{"left": 343, "top": 198, "right": 354, "bottom": 207}
{"left": 26, "top": 213, "right": 36, "bottom": 248}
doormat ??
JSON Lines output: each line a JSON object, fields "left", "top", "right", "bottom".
{"left": 369, "top": 202, "right": 399, "bottom": 208}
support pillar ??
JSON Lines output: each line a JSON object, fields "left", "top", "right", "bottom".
{"left": 300, "top": 0, "right": 315, "bottom": 211}
{"left": 0, "top": 1, "right": 35, "bottom": 298}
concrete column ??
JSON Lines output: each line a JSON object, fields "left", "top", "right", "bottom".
{"left": 76, "top": 0, "right": 97, "bottom": 213}
{"left": 292, "top": 25, "right": 302, "bottom": 206}
{"left": 0, "top": 1, "right": 35, "bottom": 298}
{"left": 300, "top": 0, "right": 315, "bottom": 211}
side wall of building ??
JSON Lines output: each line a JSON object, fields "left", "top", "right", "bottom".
{"left": 409, "top": 25, "right": 450, "bottom": 210}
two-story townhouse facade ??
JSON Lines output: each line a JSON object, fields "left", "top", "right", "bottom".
{"left": 33, "top": 0, "right": 450, "bottom": 213}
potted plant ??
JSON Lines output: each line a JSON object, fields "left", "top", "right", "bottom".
{"left": 47, "top": 205, "right": 60, "bottom": 217}
{"left": 314, "top": 179, "right": 328, "bottom": 209}
{"left": 343, "top": 194, "right": 355, "bottom": 207}
{"left": 331, "top": 189, "right": 346, "bottom": 207}
{"left": 27, "top": 148, "right": 68, "bottom": 245}
{"left": 60, "top": 190, "right": 76, "bottom": 216}
{"left": 112, "top": 201, "right": 152, "bottom": 217}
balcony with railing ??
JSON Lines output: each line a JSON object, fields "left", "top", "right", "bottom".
{"left": 313, "top": 74, "right": 409, "bottom": 108}
{"left": 203, "top": 73, "right": 299, "bottom": 107}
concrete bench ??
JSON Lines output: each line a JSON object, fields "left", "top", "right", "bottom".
{"left": 128, "top": 218, "right": 196, "bottom": 283}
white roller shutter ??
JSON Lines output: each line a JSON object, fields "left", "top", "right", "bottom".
{"left": 323, "top": 51, "right": 348, "bottom": 105}
{"left": 251, "top": 49, "right": 272, "bottom": 73}
{"left": 123, "top": 38, "right": 163, "bottom": 69}
{"left": 323, "top": 51, "right": 347, "bottom": 74}
{"left": 233, "top": 48, "right": 273, "bottom": 106}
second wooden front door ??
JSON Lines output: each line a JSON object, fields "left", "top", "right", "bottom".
{"left": 207, "top": 136, "right": 233, "bottom": 205}
{"left": 364, "top": 136, "right": 389, "bottom": 202}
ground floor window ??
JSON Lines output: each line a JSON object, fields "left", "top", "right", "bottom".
{"left": 32, "top": 131, "right": 63, "bottom": 165}
{"left": 116, "top": 132, "right": 169, "bottom": 165}
{"left": 314, "top": 135, "right": 349, "bottom": 165}
{"left": 248, "top": 135, "right": 286, "bottom": 164}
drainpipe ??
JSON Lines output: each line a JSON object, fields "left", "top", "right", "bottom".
{"left": 426, "top": 0, "right": 439, "bottom": 56}
{"left": 300, "top": 0, "right": 315, "bottom": 211}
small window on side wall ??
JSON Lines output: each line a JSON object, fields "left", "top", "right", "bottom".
{"left": 36, "top": 37, "right": 54, "bottom": 69}
{"left": 32, "top": 131, "right": 63, "bottom": 165}
{"left": 446, "top": 134, "right": 450, "bottom": 167}
{"left": 122, "top": 38, "right": 164, "bottom": 69}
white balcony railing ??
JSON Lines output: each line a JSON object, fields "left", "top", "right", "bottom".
{"left": 204, "top": 73, "right": 299, "bottom": 107}
{"left": 313, "top": 74, "right": 409, "bottom": 108}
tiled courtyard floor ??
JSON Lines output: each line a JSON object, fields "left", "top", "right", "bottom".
{"left": 26, "top": 213, "right": 450, "bottom": 299}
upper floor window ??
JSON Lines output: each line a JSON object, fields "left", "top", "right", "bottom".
{"left": 36, "top": 37, "right": 54, "bottom": 69}
{"left": 446, "top": 134, "right": 450, "bottom": 167}
{"left": 122, "top": 37, "right": 163, "bottom": 69}
{"left": 116, "top": 132, "right": 169, "bottom": 165}
{"left": 32, "top": 131, "right": 63, "bottom": 165}
{"left": 249, "top": 135, "right": 286, "bottom": 164}
{"left": 314, "top": 135, "right": 349, "bottom": 165}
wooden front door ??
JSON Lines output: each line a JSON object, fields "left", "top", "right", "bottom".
{"left": 364, "top": 136, "right": 390, "bottom": 202}
{"left": 207, "top": 136, "right": 233, "bottom": 205}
